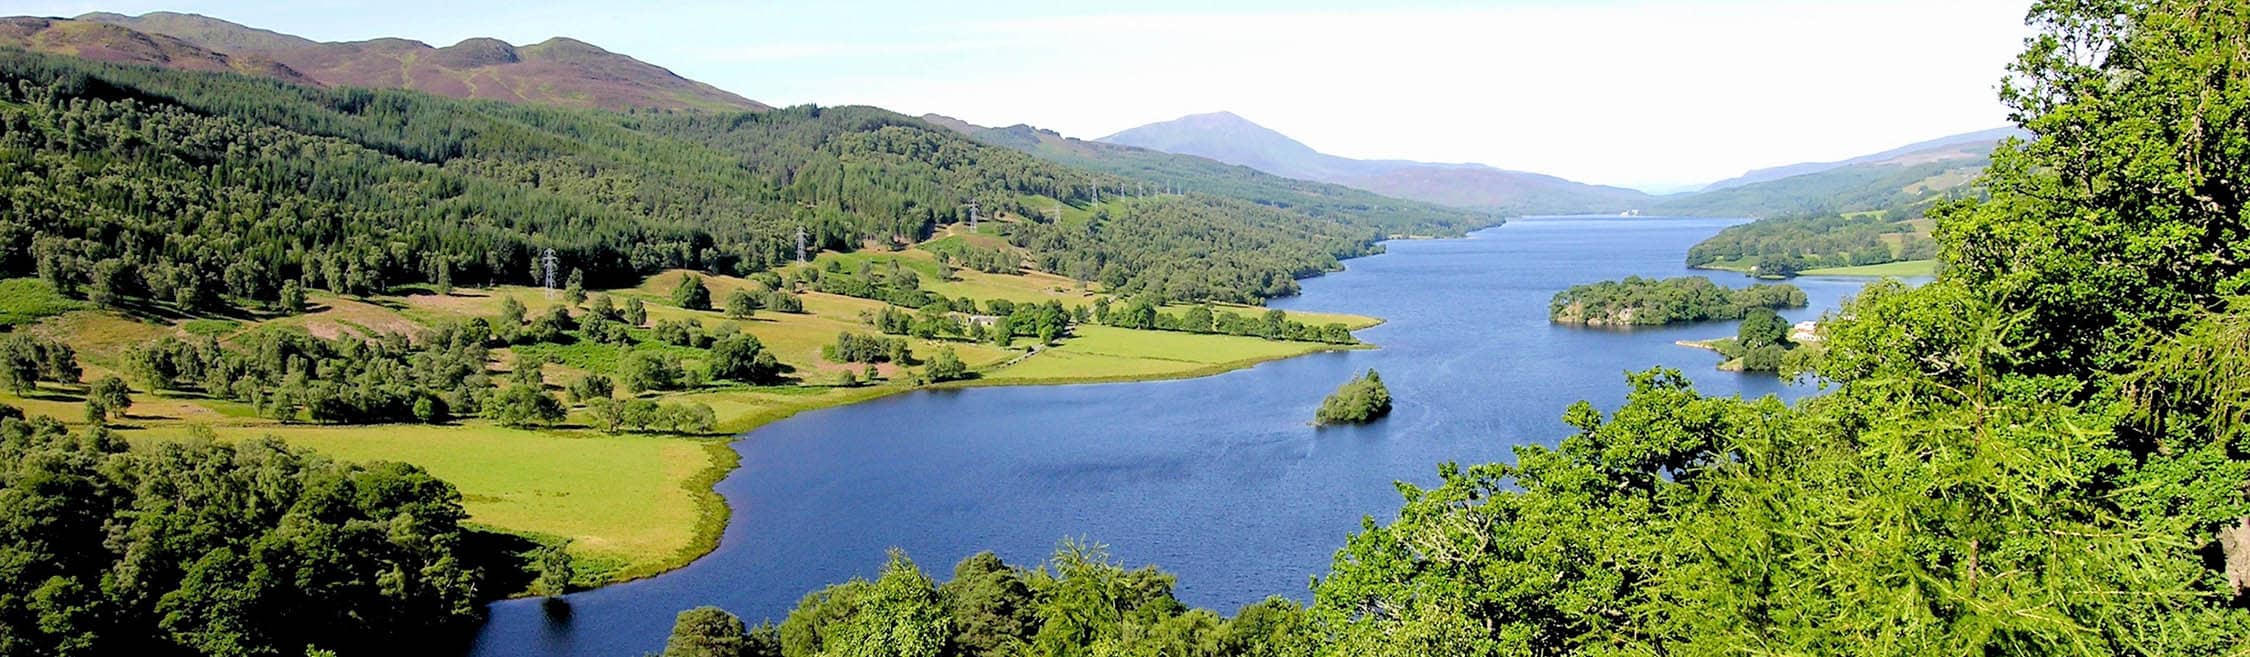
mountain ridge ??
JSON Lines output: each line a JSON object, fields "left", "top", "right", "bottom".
{"left": 1099, "top": 111, "right": 1655, "bottom": 215}
{"left": 1700, "top": 127, "right": 2025, "bottom": 191}
{"left": 1, "top": 11, "right": 766, "bottom": 112}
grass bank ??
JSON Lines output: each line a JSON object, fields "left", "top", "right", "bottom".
{"left": 1800, "top": 259, "right": 1939, "bottom": 277}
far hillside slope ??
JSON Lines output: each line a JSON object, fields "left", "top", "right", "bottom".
{"left": 926, "top": 114, "right": 1498, "bottom": 238}
{"left": 1699, "top": 127, "right": 2026, "bottom": 191}
{"left": 1655, "top": 128, "right": 2023, "bottom": 217}
{"left": 1101, "top": 111, "right": 1654, "bottom": 216}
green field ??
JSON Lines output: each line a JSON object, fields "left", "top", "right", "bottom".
{"left": 986, "top": 325, "right": 1356, "bottom": 383}
{"left": 0, "top": 278, "right": 83, "bottom": 327}
{"left": 127, "top": 422, "right": 731, "bottom": 585}
{"left": 1691, "top": 258, "right": 1756, "bottom": 273}
{"left": 1801, "top": 259, "right": 1939, "bottom": 277}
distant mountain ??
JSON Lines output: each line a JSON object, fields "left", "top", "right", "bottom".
{"left": 1656, "top": 128, "right": 2025, "bottom": 217}
{"left": 77, "top": 10, "right": 313, "bottom": 52}
{"left": 924, "top": 114, "right": 1498, "bottom": 238}
{"left": 1699, "top": 127, "right": 2026, "bottom": 191}
{"left": 1100, "top": 111, "right": 1652, "bottom": 216}
{"left": 2, "top": 12, "right": 764, "bottom": 112}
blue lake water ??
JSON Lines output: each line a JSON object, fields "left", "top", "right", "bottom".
{"left": 466, "top": 216, "right": 1904, "bottom": 656}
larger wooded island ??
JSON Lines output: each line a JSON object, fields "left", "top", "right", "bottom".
{"left": 1548, "top": 276, "right": 1807, "bottom": 326}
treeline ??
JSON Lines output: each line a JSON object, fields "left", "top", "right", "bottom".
{"left": 799, "top": 255, "right": 1356, "bottom": 347}
{"left": 1548, "top": 276, "right": 1807, "bottom": 326}
{"left": 116, "top": 291, "right": 787, "bottom": 427}
{"left": 871, "top": 299, "right": 1077, "bottom": 347}
{"left": 0, "top": 413, "right": 483, "bottom": 657}
{"left": 1685, "top": 208, "right": 1938, "bottom": 274}
{"left": 1095, "top": 298, "right": 1358, "bottom": 345}
{"left": 0, "top": 48, "right": 1401, "bottom": 313}
{"left": 655, "top": 545, "right": 1315, "bottom": 657}
{"left": 122, "top": 328, "right": 489, "bottom": 425}
{"left": 1007, "top": 196, "right": 1377, "bottom": 303}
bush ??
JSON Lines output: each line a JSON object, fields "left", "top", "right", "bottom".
{"left": 1315, "top": 370, "right": 1392, "bottom": 425}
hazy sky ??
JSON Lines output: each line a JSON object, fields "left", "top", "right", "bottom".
{"left": 16, "top": 0, "right": 2033, "bottom": 191}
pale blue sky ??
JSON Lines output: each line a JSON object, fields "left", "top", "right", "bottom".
{"left": 14, "top": 0, "right": 2033, "bottom": 191}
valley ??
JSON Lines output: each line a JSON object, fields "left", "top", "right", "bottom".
{"left": 2, "top": 4, "right": 2244, "bottom": 657}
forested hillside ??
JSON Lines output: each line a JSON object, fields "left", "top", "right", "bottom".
{"left": 1685, "top": 207, "right": 1937, "bottom": 274}
{"left": 0, "top": 47, "right": 1402, "bottom": 309}
{"left": 1653, "top": 147, "right": 1994, "bottom": 217}
{"left": 932, "top": 117, "right": 1495, "bottom": 238}
{"left": 654, "top": 1, "right": 2250, "bottom": 654}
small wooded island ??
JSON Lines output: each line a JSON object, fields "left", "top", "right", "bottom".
{"left": 1549, "top": 275, "right": 1807, "bottom": 326}
{"left": 1679, "top": 308, "right": 1805, "bottom": 373}
{"left": 1315, "top": 369, "right": 1392, "bottom": 425}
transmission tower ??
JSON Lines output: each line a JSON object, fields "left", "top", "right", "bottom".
{"left": 795, "top": 226, "right": 808, "bottom": 264}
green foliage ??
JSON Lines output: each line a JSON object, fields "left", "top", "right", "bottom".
{"left": 1315, "top": 369, "right": 1392, "bottom": 425}
{"left": 664, "top": 606, "right": 760, "bottom": 657}
{"left": 486, "top": 384, "right": 565, "bottom": 428}
{"left": 924, "top": 347, "right": 969, "bottom": 382}
{"left": 0, "top": 415, "right": 481, "bottom": 657}
{"left": 725, "top": 288, "right": 758, "bottom": 319}
{"left": 687, "top": 545, "right": 1301, "bottom": 657}
{"left": 1735, "top": 307, "right": 1789, "bottom": 350}
{"left": 675, "top": 275, "right": 714, "bottom": 311}
{"left": 708, "top": 334, "right": 784, "bottom": 384}
{"left": 1312, "top": 2, "right": 2250, "bottom": 653}
{"left": 1549, "top": 276, "right": 1807, "bottom": 326}
{"left": 534, "top": 542, "right": 575, "bottom": 598}
{"left": 1687, "top": 209, "right": 1936, "bottom": 272}
{"left": 823, "top": 332, "right": 908, "bottom": 365}
{"left": 84, "top": 374, "right": 131, "bottom": 423}
{"left": 623, "top": 351, "right": 690, "bottom": 393}
{"left": 0, "top": 333, "right": 79, "bottom": 393}
{"left": 1101, "top": 300, "right": 1355, "bottom": 345}
{"left": 117, "top": 325, "right": 494, "bottom": 424}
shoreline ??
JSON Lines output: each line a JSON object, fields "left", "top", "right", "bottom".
{"left": 532, "top": 333, "right": 1381, "bottom": 595}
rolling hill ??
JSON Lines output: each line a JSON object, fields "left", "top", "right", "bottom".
{"left": 3, "top": 11, "right": 765, "bottom": 111}
{"left": 1100, "top": 111, "right": 1654, "bottom": 216}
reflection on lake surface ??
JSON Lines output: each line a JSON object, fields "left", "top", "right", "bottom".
{"left": 468, "top": 216, "right": 1912, "bottom": 657}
